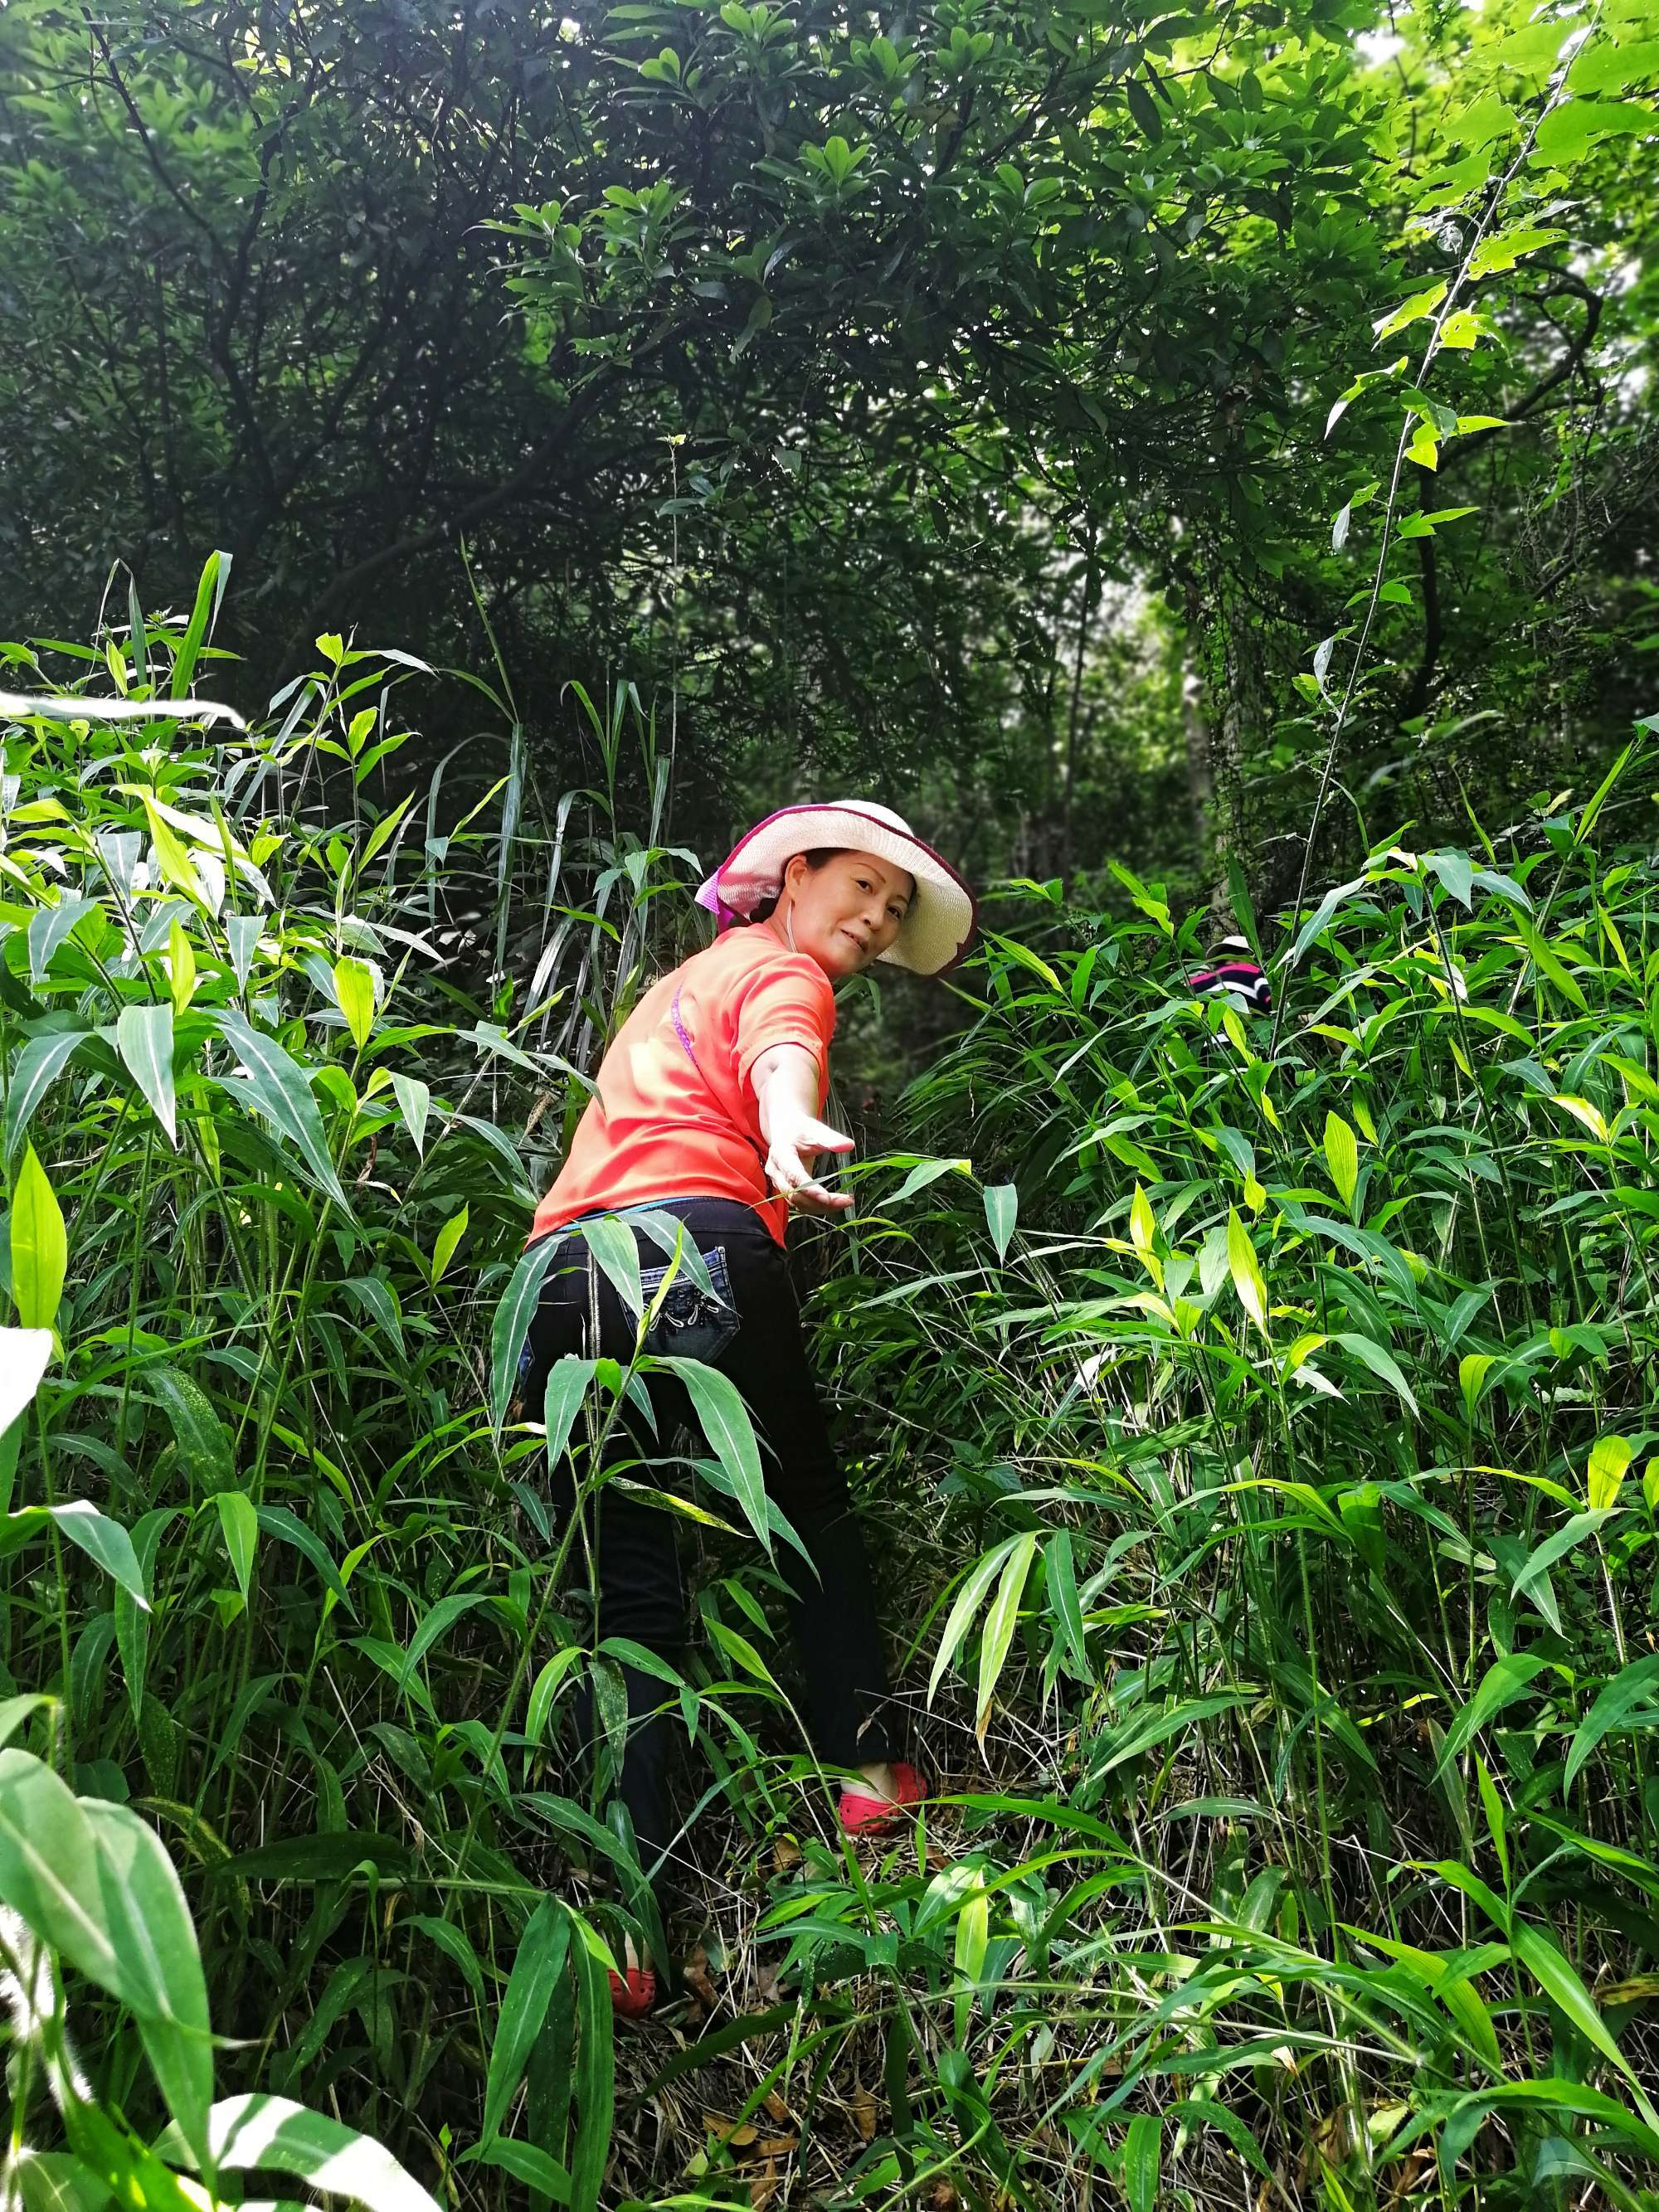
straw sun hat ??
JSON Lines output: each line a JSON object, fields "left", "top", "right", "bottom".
{"left": 694, "top": 801, "right": 976, "bottom": 976}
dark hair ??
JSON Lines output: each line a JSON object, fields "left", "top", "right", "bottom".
{"left": 749, "top": 846, "right": 835, "bottom": 925}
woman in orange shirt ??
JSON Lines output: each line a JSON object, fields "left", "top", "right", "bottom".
{"left": 521, "top": 802, "right": 975, "bottom": 2015}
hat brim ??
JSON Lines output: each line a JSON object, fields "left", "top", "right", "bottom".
{"left": 705, "top": 804, "right": 976, "bottom": 975}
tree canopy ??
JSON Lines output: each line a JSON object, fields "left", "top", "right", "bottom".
{"left": 2, "top": 0, "right": 1654, "bottom": 890}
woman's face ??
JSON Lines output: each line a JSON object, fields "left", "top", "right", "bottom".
{"left": 779, "top": 848, "right": 914, "bottom": 978}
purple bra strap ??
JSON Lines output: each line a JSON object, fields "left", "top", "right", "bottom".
{"left": 670, "top": 986, "right": 702, "bottom": 1074}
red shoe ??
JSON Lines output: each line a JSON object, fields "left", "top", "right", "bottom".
{"left": 839, "top": 1762, "right": 927, "bottom": 1836}
{"left": 608, "top": 1964, "right": 656, "bottom": 2019}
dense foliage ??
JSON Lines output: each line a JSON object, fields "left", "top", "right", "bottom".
{"left": 2, "top": 0, "right": 1658, "bottom": 2205}
{"left": 2, "top": 0, "right": 1654, "bottom": 895}
{"left": 1, "top": 565, "right": 1657, "bottom": 2208}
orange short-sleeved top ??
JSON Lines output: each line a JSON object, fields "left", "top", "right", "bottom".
{"left": 529, "top": 926, "right": 836, "bottom": 1247}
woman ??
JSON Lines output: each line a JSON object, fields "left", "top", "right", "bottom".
{"left": 522, "top": 801, "right": 976, "bottom": 2015}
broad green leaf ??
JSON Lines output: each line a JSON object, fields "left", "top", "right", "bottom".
{"left": 12, "top": 1144, "right": 66, "bottom": 1330}
{"left": 541, "top": 1355, "right": 593, "bottom": 1466}
{"left": 886, "top": 1155, "right": 972, "bottom": 1208}
{"left": 174, "top": 2093, "right": 443, "bottom": 2212}
{"left": 1091, "top": 1692, "right": 1251, "bottom": 1781}
{"left": 464, "top": 2139, "right": 573, "bottom": 2199}
{"left": 389, "top": 1071, "right": 431, "bottom": 1156}
{"left": 216, "top": 1009, "right": 350, "bottom": 1212}
{"left": 1511, "top": 1920, "right": 1652, "bottom": 2110}
{"left": 569, "top": 1928, "right": 615, "bottom": 2212}
{"left": 1322, "top": 1112, "right": 1359, "bottom": 1213}
{"left": 146, "top": 1369, "right": 235, "bottom": 1496}
{"left": 1532, "top": 97, "right": 1655, "bottom": 168}
{"left": 139, "top": 795, "right": 208, "bottom": 908}
{"left": 1459, "top": 1352, "right": 1497, "bottom": 1425}
{"left": 48, "top": 1501, "right": 149, "bottom": 1608}
{"left": 526, "top": 1646, "right": 586, "bottom": 1745}
{"left": 341, "top": 1275, "right": 405, "bottom": 1357}
{"left": 1468, "top": 223, "right": 1566, "bottom": 276}
{"left": 929, "top": 1538, "right": 1020, "bottom": 1703}
{"left": 0, "top": 1748, "right": 122, "bottom": 1993}
{"left": 1129, "top": 1182, "right": 1155, "bottom": 1255}
{"left": 213, "top": 1491, "right": 259, "bottom": 1602}
{"left": 81, "top": 1800, "right": 212, "bottom": 2168}
{"left": 166, "top": 919, "right": 197, "bottom": 1014}
{"left": 1511, "top": 918, "right": 1588, "bottom": 1009}
{"left": 255, "top": 1505, "right": 354, "bottom": 1616}
{"left": 0, "top": 1694, "right": 52, "bottom": 1750}
{"left": 115, "top": 1003, "right": 178, "bottom": 1145}
{"left": 224, "top": 915, "right": 263, "bottom": 991}
{"left": 1373, "top": 280, "right": 1447, "bottom": 341}
{"left": 169, "top": 549, "right": 229, "bottom": 698}
{"left": 333, "top": 957, "right": 376, "bottom": 1050}
{"left": 6, "top": 1032, "right": 90, "bottom": 1156}
{"left": 578, "top": 1213, "right": 642, "bottom": 1318}
{"left": 975, "top": 1530, "right": 1037, "bottom": 1740}
{"left": 983, "top": 1181, "right": 1018, "bottom": 1261}
{"left": 1551, "top": 1092, "right": 1610, "bottom": 1143}
{"left": 28, "top": 897, "right": 97, "bottom": 986}
{"left": 482, "top": 1899, "right": 570, "bottom": 2143}
{"left": 7, "top": 2150, "right": 113, "bottom": 2212}
{"left": 393, "top": 1591, "right": 495, "bottom": 1694}
{"left": 489, "top": 1233, "right": 566, "bottom": 1432}
{"left": 0, "top": 1326, "right": 53, "bottom": 1438}
{"left": 1588, "top": 1434, "right": 1633, "bottom": 1510}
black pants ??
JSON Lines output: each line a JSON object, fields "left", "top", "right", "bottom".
{"left": 523, "top": 1198, "right": 898, "bottom": 1902}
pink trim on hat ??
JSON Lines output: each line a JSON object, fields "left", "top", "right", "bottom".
{"left": 700, "top": 805, "right": 978, "bottom": 973}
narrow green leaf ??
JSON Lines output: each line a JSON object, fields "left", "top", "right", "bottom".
{"left": 483, "top": 1900, "right": 571, "bottom": 2143}
{"left": 213, "top": 1491, "right": 259, "bottom": 1602}
{"left": 983, "top": 1182, "right": 1018, "bottom": 1261}
{"left": 431, "top": 1205, "right": 469, "bottom": 1285}
{"left": 489, "top": 1235, "right": 567, "bottom": 1432}
{"left": 1435, "top": 1652, "right": 1554, "bottom": 1778}
{"left": 11, "top": 1144, "right": 66, "bottom": 1330}
{"left": 115, "top": 1003, "right": 178, "bottom": 1145}
{"left": 1124, "top": 2112, "right": 1161, "bottom": 2212}
{"left": 1226, "top": 1208, "right": 1267, "bottom": 1333}
{"left": 662, "top": 1358, "right": 770, "bottom": 1557}
{"left": 975, "top": 1531, "right": 1037, "bottom": 1739}
{"left": 1564, "top": 1655, "right": 1659, "bottom": 1792}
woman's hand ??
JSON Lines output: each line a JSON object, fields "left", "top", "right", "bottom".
{"left": 752, "top": 1043, "right": 854, "bottom": 1214}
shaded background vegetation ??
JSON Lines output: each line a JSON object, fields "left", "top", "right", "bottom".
{"left": 3, "top": 0, "right": 1654, "bottom": 914}
{"left": 2, "top": 2, "right": 1658, "bottom": 2210}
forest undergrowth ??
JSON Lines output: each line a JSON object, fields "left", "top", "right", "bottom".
{"left": 0, "top": 565, "right": 1657, "bottom": 2212}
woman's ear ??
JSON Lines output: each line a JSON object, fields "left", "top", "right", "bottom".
{"left": 780, "top": 852, "right": 812, "bottom": 898}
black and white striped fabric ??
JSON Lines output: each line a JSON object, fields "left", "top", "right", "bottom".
{"left": 1187, "top": 938, "right": 1272, "bottom": 1013}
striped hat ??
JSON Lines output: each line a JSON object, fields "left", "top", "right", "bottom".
{"left": 1188, "top": 937, "right": 1272, "bottom": 1013}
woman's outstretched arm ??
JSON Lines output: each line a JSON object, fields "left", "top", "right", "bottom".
{"left": 751, "top": 1043, "right": 854, "bottom": 1216}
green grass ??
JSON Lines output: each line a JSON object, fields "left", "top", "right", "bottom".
{"left": 0, "top": 569, "right": 1656, "bottom": 2211}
